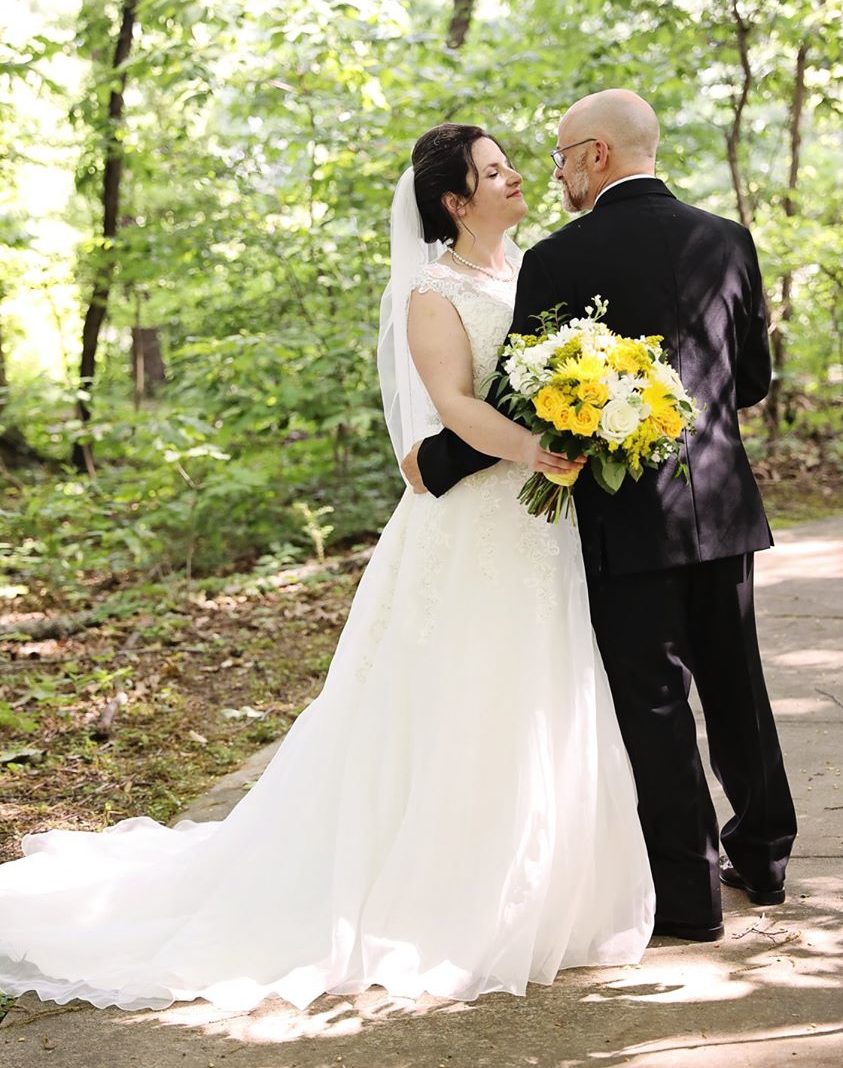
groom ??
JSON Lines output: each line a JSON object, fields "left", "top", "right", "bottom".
{"left": 402, "top": 89, "right": 797, "bottom": 941}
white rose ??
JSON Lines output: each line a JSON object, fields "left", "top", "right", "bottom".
{"left": 598, "top": 398, "right": 642, "bottom": 443}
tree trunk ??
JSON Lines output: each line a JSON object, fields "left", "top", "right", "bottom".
{"left": 131, "top": 326, "right": 165, "bottom": 404}
{"left": 0, "top": 312, "right": 7, "bottom": 410}
{"left": 71, "top": 0, "right": 138, "bottom": 474}
{"left": 765, "top": 42, "right": 809, "bottom": 446}
{"left": 447, "top": 0, "right": 475, "bottom": 49}
{"left": 0, "top": 302, "right": 39, "bottom": 469}
{"left": 724, "top": 0, "right": 753, "bottom": 228}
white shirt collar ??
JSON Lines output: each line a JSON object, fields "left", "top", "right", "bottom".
{"left": 594, "top": 174, "right": 655, "bottom": 205}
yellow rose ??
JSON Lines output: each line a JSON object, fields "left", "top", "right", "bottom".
{"left": 571, "top": 403, "right": 600, "bottom": 436}
{"left": 533, "top": 386, "right": 562, "bottom": 422}
{"left": 609, "top": 339, "right": 650, "bottom": 374}
{"left": 553, "top": 404, "right": 573, "bottom": 431}
{"left": 576, "top": 380, "right": 609, "bottom": 406}
{"left": 654, "top": 408, "right": 683, "bottom": 439}
{"left": 608, "top": 349, "right": 637, "bottom": 375}
{"left": 534, "top": 386, "right": 574, "bottom": 431}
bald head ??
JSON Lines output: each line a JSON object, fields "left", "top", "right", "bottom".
{"left": 554, "top": 90, "right": 660, "bottom": 212}
{"left": 561, "top": 89, "right": 660, "bottom": 165}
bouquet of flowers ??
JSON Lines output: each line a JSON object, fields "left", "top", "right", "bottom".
{"left": 499, "top": 295, "right": 700, "bottom": 522}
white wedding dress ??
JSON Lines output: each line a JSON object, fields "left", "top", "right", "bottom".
{"left": 0, "top": 261, "right": 654, "bottom": 1013}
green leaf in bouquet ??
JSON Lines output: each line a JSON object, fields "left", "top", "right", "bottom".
{"left": 534, "top": 303, "right": 569, "bottom": 333}
{"left": 591, "top": 453, "right": 627, "bottom": 495}
{"left": 480, "top": 367, "right": 505, "bottom": 393}
{"left": 539, "top": 429, "right": 561, "bottom": 450}
{"left": 501, "top": 392, "right": 521, "bottom": 415}
{"left": 537, "top": 429, "right": 580, "bottom": 458}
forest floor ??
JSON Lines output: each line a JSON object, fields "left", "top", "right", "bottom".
{"left": 0, "top": 549, "right": 373, "bottom": 866}
{"left": 1, "top": 470, "right": 840, "bottom": 870}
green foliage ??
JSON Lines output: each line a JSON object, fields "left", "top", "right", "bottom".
{"left": 0, "top": 993, "right": 15, "bottom": 1022}
{"left": 1, "top": 372, "right": 400, "bottom": 586}
{"left": 0, "top": 702, "right": 38, "bottom": 735}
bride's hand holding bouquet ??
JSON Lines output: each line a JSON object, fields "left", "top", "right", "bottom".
{"left": 498, "top": 296, "right": 700, "bottom": 523}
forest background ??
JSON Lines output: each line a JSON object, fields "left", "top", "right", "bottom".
{"left": 0, "top": 0, "right": 840, "bottom": 863}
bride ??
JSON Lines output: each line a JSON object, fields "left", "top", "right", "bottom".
{"left": 0, "top": 124, "right": 654, "bottom": 1013}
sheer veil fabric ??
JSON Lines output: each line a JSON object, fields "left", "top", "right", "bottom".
{"left": 377, "top": 166, "right": 445, "bottom": 475}
{"left": 377, "top": 165, "right": 520, "bottom": 476}
{"left": 0, "top": 171, "right": 655, "bottom": 1014}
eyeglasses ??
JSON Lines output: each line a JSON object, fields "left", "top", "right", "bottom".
{"left": 550, "top": 138, "right": 598, "bottom": 170}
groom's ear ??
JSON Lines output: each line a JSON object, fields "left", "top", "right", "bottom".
{"left": 593, "top": 139, "right": 610, "bottom": 171}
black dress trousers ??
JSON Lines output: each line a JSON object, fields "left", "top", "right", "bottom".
{"left": 586, "top": 554, "right": 797, "bottom": 925}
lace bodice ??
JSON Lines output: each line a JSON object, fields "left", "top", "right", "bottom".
{"left": 411, "top": 260, "right": 517, "bottom": 397}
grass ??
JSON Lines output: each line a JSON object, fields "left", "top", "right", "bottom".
{"left": 758, "top": 475, "right": 843, "bottom": 528}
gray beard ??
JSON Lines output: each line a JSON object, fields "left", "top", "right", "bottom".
{"left": 562, "top": 160, "right": 589, "bottom": 212}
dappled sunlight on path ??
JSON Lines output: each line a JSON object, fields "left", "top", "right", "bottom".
{"left": 28, "top": 869, "right": 828, "bottom": 1067}
{"left": 132, "top": 987, "right": 474, "bottom": 1045}
{"left": 755, "top": 537, "right": 843, "bottom": 589}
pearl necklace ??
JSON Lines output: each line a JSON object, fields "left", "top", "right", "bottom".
{"left": 449, "top": 248, "right": 515, "bottom": 282}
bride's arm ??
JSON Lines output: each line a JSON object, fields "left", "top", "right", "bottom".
{"left": 407, "top": 288, "right": 573, "bottom": 473}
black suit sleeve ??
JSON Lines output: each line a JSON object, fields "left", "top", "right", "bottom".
{"left": 416, "top": 248, "right": 560, "bottom": 497}
{"left": 736, "top": 229, "right": 772, "bottom": 410}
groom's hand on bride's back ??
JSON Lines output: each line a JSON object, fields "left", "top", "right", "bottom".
{"left": 401, "top": 441, "right": 429, "bottom": 494}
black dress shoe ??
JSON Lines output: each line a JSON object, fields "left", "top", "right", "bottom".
{"left": 651, "top": 918, "right": 725, "bottom": 942}
{"left": 720, "top": 863, "right": 785, "bottom": 905}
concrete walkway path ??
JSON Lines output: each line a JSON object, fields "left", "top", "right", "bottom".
{"left": 2, "top": 515, "right": 842, "bottom": 1068}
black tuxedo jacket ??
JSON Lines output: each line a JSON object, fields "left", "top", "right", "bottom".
{"left": 416, "top": 178, "right": 773, "bottom": 577}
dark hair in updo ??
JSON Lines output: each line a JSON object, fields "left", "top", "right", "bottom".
{"left": 412, "top": 123, "right": 507, "bottom": 245}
